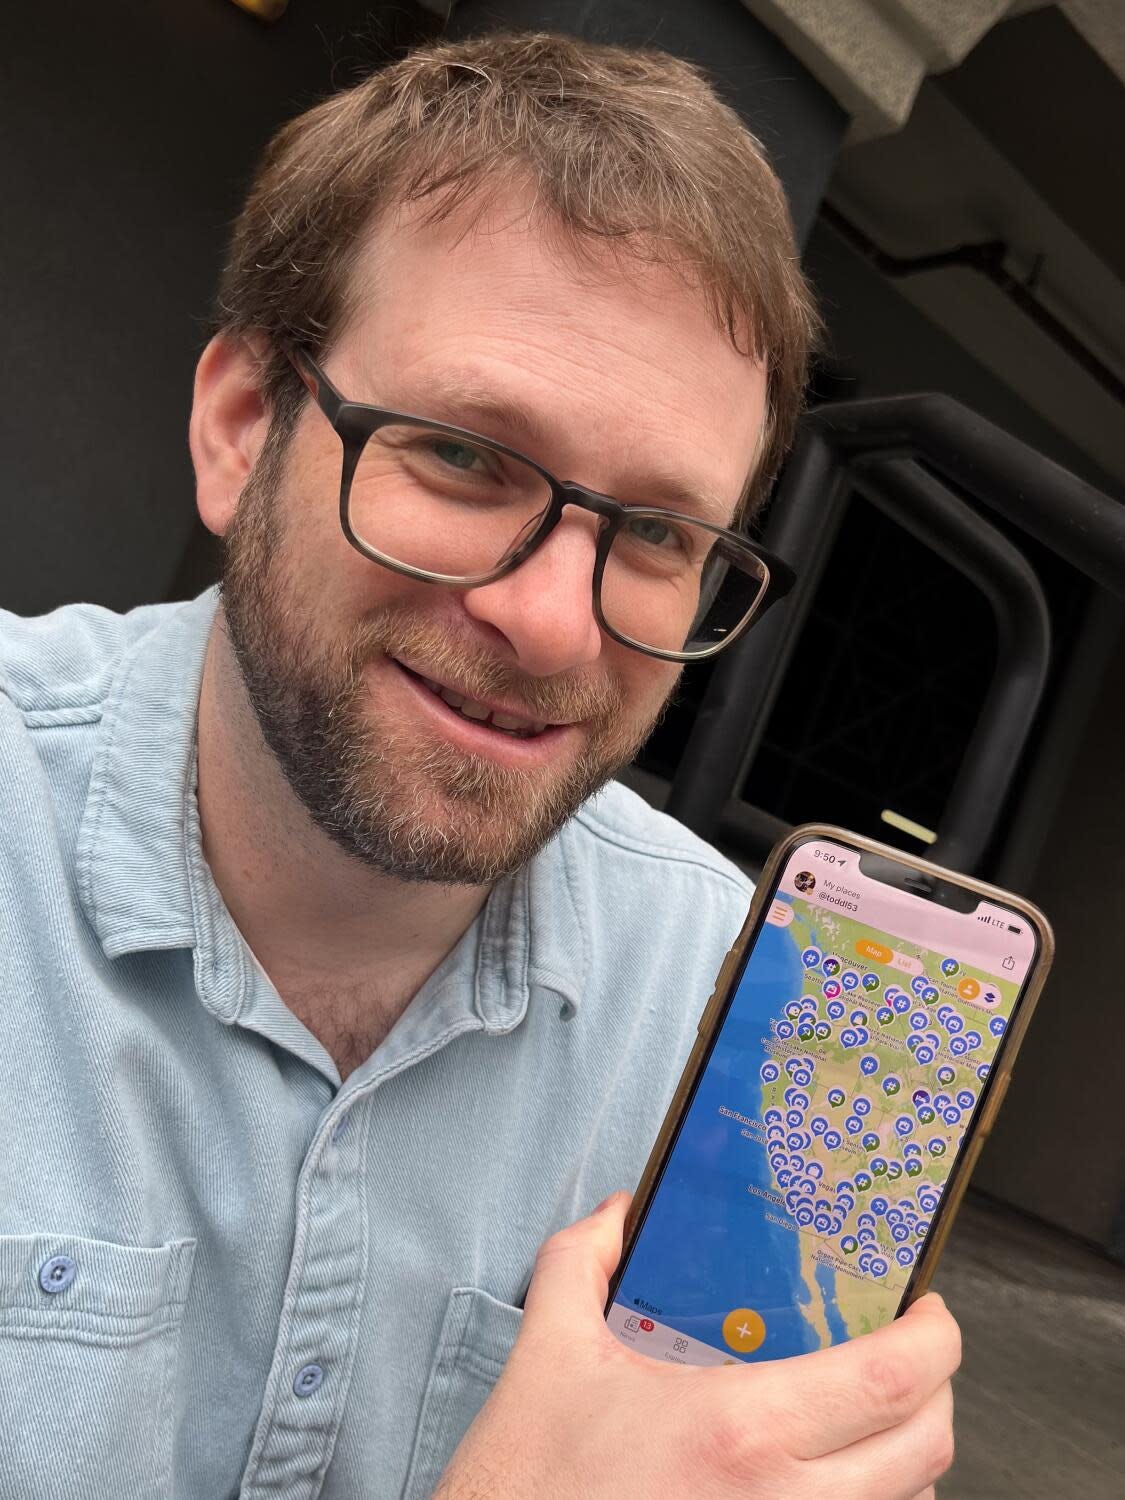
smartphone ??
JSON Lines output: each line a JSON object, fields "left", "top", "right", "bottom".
{"left": 605, "top": 824, "right": 1053, "bottom": 1366}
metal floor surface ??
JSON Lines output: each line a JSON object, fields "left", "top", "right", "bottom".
{"left": 933, "top": 1193, "right": 1125, "bottom": 1497}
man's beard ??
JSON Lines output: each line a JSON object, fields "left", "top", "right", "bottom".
{"left": 218, "top": 432, "right": 675, "bottom": 885}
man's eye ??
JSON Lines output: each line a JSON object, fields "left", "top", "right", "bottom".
{"left": 625, "top": 516, "right": 680, "bottom": 549}
{"left": 431, "top": 439, "right": 486, "bottom": 471}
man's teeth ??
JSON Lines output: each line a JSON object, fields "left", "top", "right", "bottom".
{"left": 421, "top": 677, "right": 546, "bottom": 738}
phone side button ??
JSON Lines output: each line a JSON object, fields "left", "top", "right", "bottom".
{"left": 697, "top": 950, "right": 739, "bottom": 1035}
{"left": 697, "top": 986, "right": 722, "bottom": 1037}
{"left": 977, "top": 1072, "right": 1011, "bottom": 1137}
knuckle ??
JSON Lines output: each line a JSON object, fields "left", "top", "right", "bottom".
{"left": 689, "top": 1403, "right": 785, "bottom": 1489}
{"left": 861, "top": 1348, "right": 919, "bottom": 1423}
{"left": 927, "top": 1417, "right": 956, "bottom": 1483}
{"left": 919, "top": 1384, "right": 956, "bottom": 1483}
{"left": 534, "top": 1222, "right": 580, "bottom": 1263}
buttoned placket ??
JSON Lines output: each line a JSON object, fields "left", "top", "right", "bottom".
{"left": 234, "top": 987, "right": 523, "bottom": 1499}
{"left": 236, "top": 1093, "right": 372, "bottom": 1497}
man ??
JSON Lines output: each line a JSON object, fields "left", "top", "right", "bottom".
{"left": 0, "top": 31, "right": 958, "bottom": 1500}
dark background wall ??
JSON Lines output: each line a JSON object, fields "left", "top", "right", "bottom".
{"left": 0, "top": 0, "right": 435, "bottom": 617}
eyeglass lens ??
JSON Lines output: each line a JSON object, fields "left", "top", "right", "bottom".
{"left": 347, "top": 423, "right": 767, "bottom": 656}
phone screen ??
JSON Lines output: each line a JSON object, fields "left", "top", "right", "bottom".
{"left": 606, "top": 834, "right": 1039, "bottom": 1367}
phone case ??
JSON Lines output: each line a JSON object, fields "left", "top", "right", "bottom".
{"left": 610, "top": 823, "right": 1055, "bottom": 1317}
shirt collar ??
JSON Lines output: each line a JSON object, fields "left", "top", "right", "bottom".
{"left": 75, "top": 585, "right": 589, "bottom": 1020}
{"left": 77, "top": 587, "right": 219, "bottom": 961}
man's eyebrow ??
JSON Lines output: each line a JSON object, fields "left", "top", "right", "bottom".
{"left": 397, "top": 370, "right": 735, "bottom": 526}
{"left": 400, "top": 371, "right": 552, "bottom": 448}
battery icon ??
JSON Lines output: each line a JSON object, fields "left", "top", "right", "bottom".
{"left": 1007, "top": 924, "right": 1023, "bottom": 934}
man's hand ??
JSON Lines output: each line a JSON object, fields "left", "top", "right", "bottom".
{"left": 433, "top": 1193, "right": 960, "bottom": 1499}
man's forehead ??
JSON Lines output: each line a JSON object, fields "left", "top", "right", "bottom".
{"left": 343, "top": 184, "right": 752, "bottom": 359}
{"left": 334, "top": 186, "right": 768, "bottom": 510}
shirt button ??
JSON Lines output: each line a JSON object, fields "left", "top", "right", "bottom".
{"left": 293, "top": 1363, "right": 324, "bottom": 1397}
{"left": 39, "top": 1255, "right": 77, "bottom": 1294}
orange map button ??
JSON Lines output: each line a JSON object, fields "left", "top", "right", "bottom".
{"left": 856, "top": 939, "right": 892, "bottom": 964}
{"left": 957, "top": 977, "right": 981, "bottom": 1001}
{"left": 722, "top": 1307, "right": 767, "bottom": 1354}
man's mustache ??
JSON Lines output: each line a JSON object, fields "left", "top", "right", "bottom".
{"left": 346, "top": 606, "right": 623, "bottom": 726}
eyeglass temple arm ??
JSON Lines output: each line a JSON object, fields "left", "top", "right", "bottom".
{"left": 285, "top": 347, "right": 344, "bottom": 423}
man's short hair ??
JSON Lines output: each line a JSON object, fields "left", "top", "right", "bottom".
{"left": 214, "top": 30, "right": 821, "bottom": 515}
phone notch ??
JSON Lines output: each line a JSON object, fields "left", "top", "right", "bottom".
{"left": 857, "top": 851, "right": 979, "bottom": 913}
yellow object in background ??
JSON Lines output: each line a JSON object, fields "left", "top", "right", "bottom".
{"left": 230, "top": 0, "right": 289, "bottom": 21}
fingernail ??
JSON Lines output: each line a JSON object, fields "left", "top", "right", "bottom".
{"left": 594, "top": 1192, "right": 618, "bottom": 1214}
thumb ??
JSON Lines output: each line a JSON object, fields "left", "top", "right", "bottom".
{"left": 523, "top": 1191, "right": 631, "bottom": 1335}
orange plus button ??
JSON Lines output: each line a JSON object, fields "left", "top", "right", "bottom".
{"left": 957, "top": 977, "right": 981, "bottom": 1001}
{"left": 722, "top": 1307, "right": 767, "bottom": 1354}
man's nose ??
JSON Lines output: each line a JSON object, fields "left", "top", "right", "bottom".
{"left": 460, "top": 514, "right": 604, "bottom": 677}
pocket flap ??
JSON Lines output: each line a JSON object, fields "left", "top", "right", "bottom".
{"left": 0, "top": 1233, "right": 196, "bottom": 1338}
{"left": 403, "top": 1286, "right": 523, "bottom": 1500}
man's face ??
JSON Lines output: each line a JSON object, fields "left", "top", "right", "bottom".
{"left": 219, "top": 192, "right": 768, "bottom": 884}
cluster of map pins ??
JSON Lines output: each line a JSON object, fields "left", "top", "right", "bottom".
{"left": 758, "top": 944, "right": 1001, "bottom": 1281}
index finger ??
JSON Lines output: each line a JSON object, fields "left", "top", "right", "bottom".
{"left": 751, "top": 1293, "right": 961, "bottom": 1459}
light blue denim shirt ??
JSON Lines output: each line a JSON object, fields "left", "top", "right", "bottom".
{"left": 0, "top": 587, "right": 752, "bottom": 1500}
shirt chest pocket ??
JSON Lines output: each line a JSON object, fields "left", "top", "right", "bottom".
{"left": 0, "top": 1232, "right": 196, "bottom": 1500}
{"left": 402, "top": 1286, "right": 523, "bottom": 1500}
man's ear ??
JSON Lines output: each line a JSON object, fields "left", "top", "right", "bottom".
{"left": 190, "top": 332, "right": 273, "bottom": 539}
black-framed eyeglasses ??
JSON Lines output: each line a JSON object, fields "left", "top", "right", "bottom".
{"left": 287, "top": 347, "right": 794, "bottom": 662}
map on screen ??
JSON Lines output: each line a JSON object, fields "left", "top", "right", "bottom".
{"left": 608, "top": 870, "right": 1025, "bottom": 1366}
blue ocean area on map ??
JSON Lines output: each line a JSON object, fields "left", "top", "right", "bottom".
{"left": 616, "top": 907, "right": 830, "bottom": 1361}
